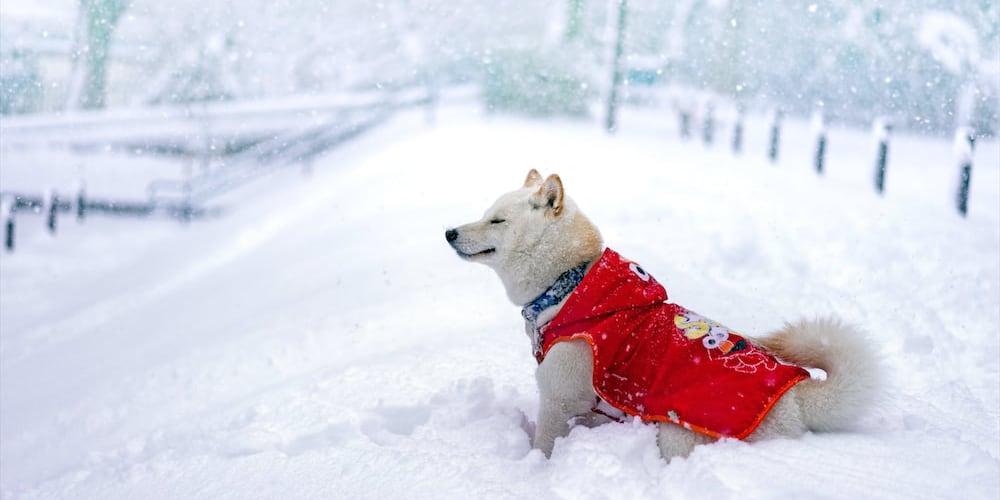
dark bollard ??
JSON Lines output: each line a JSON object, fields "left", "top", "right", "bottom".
{"left": 768, "top": 110, "right": 783, "bottom": 163}
{"left": 679, "top": 110, "right": 691, "bottom": 140}
{"left": 702, "top": 103, "right": 715, "bottom": 146}
{"left": 812, "top": 113, "right": 827, "bottom": 175}
{"left": 181, "top": 180, "right": 194, "bottom": 224}
{"left": 731, "top": 111, "right": 744, "bottom": 154}
{"left": 5, "top": 218, "right": 13, "bottom": 252}
{"left": 955, "top": 127, "right": 975, "bottom": 217}
{"left": 47, "top": 190, "right": 59, "bottom": 234}
{"left": 180, "top": 203, "right": 193, "bottom": 222}
{"left": 2, "top": 202, "right": 13, "bottom": 252}
{"left": 77, "top": 186, "right": 87, "bottom": 221}
{"left": 815, "top": 135, "right": 827, "bottom": 174}
{"left": 873, "top": 119, "right": 891, "bottom": 195}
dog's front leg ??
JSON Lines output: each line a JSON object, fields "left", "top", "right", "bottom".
{"left": 533, "top": 340, "right": 596, "bottom": 457}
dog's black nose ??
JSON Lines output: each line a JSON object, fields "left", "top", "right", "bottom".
{"left": 445, "top": 229, "right": 458, "bottom": 242}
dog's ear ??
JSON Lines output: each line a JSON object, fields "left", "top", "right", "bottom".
{"left": 523, "top": 169, "right": 543, "bottom": 188}
{"left": 531, "top": 174, "right": 564, "bottom": 216}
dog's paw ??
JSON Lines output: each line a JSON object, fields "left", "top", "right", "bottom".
{"left": 569, "top": 412, "right": 615, "bottom": 429}
{"left": 532, "top": 433, "right": 558, "bottom": 458}
{"left": 519, "top": 411, "right": 536, "bottom": 441}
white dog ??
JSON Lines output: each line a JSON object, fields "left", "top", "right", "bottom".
{"left": 446, "top": 169, "right": 881, "bottom": 460}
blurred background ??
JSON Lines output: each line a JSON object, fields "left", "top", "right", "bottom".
{"left": 2, "top": 0, "right": 997, "bottom": 132}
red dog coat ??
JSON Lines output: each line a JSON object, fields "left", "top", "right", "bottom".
{"left": 538, "top": 248, "right": 810, "bottom": 439}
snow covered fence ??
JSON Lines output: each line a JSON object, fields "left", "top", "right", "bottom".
{"left": 657, "top": 100, "right": 982, "bottom": 217}
{"left": 0, "top": 188, "right": 211, "bottom": 253}
{"left": 1, "top": 194, "right": 44, "bottom": 252}
{"left": 0, "top": 86, "right": 457, "bottom": 254}
{"left": 46, "top": 189, "right": 72, "bottom": 234}
{"left": 138, "top": 85, "right": 452, "bottom": 206}
{"left": 146, "top": 103, "right": 399, "bottom": 206}
{"left": 0, "top": 88, "right": 434, "bottom": 152}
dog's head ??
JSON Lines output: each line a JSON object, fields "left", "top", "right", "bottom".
{"left": 445, "top": 169, "right": 602, "bottom": 304}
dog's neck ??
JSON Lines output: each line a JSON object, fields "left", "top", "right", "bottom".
{"left": 521, "top": 260, "right": 591, "bottom": 326}
{"left": 520, "top": 256, "right": 600, "bottom": 359}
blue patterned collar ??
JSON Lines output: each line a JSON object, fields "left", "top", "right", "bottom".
{"left": 521, "top": 261, "right": 590, "bottom": 356}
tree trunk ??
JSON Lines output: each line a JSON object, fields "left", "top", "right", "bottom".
{"left": 564, "top": 0, "right": 586, "bottom": 42}
{"left": 604, "top": 0, "right": 627, "bottom": 133}
{"left": 67, "top": 0, "right": 127, "bottom": 110}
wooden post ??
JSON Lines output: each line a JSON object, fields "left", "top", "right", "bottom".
{"left": 604, "top": 0, "right": 628, "bottom": 133}
{"left": 679, "top": 108, "right": 691, "bottom": 140}
{"left": 955, "top": 126, "right": 975, "bottom": 217}
{"left": 873, "top": 118, "right": 891, "bottom": 195}
{"left": 181, "top": 183, "right": 193, "bottom": 223}
{"left": 812, "top": 112, "right": 827, "bottom": 175}
{"left": 47, "top": 189, "right": 58, "bottom": 234}
{"left": 731, "top": 109, "right": 744, "bottom": 154}
{"left": 702, "top": 102, "right": 715, "bottom": 146}
{"left": 77, "top": 182, "right": 87, "bottom": 221}
{"left": 768, "top": 109, "right": 782, "bottom": 163}
{"left": 180, "top": 162, "right": 194, "bottom": 223}
{"left": 2, "top": 200, "right": 13, "bottom": 252}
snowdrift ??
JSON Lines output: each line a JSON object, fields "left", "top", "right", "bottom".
{"left": 1, "top": 107, "right": 998, "bottom": 499}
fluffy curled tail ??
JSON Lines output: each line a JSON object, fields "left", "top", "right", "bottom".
{"left": 758, "top": 318, "right": 882, "bottom": 432}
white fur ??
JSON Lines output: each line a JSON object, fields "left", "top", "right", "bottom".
{"left": 758, "top": 318, "right": 883, "bottom": 433}
{"left": 447, "top": 171, "right": 882, "bottom": 461}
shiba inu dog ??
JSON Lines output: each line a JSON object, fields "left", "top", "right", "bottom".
{"left": 445, "top": 169, "right": 881, "bottom": 460}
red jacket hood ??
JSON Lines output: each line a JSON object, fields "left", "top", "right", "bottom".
{"left": 545, "top": 248, "right": 668, "bottom": 332}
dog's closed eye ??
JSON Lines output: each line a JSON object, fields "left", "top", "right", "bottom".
{"left": 489, "top": 218, "right": 506, "bottom": 224}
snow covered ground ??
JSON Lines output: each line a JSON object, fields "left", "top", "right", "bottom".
{"left": 1, "top": 106, "right": 998, "bottom": 499}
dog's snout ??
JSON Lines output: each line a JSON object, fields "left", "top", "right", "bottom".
{"left": 445, "top": 228, "right": 458, "bottom": 243}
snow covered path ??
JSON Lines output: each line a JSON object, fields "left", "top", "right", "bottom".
{"left": 2, "top": 108, "right": 998, "bottom": 499}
